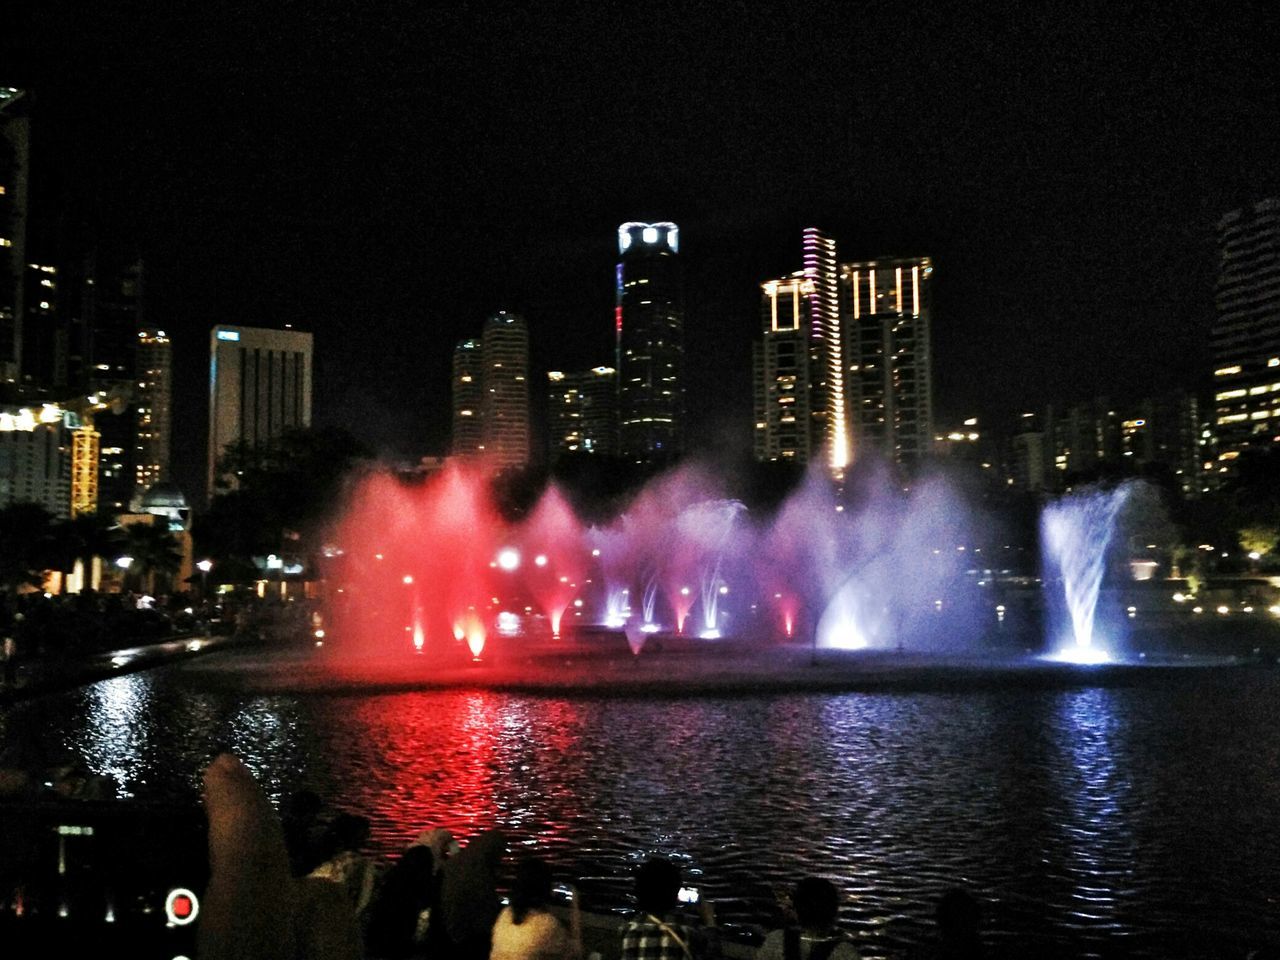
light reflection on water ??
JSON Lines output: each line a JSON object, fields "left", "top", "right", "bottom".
{"left": 81, "top": 673, "right": 155, "bottom": 796}
{"left": 4, "top": 668, "right": 1280, "bottom": 956}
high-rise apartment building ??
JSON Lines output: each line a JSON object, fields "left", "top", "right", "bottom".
{"left": 547, "top": 366, "right": 617, "bottom": 460}
{"left": 752, "top": 230, "right": 849, "bottom": 472}
{"left": 86, "top": 257, "right": 145, "bottom": 513}
{"left": 0, "top": 405, "right": 70, "bottom": 516}
{"left": 451, "top": 338, "right": 484, "bottom": 456}
{"left": 616, "top": 221, "right": 683, "bottom": 462}
{"left": 841, "top": 256, "right": 934, "bottom": 467}
{"left": 479, "top": 311, "right": 530, "bottom": 469}
{"left": 0, "top": 87, "right": 30, "bottom": 393}
{"left": 804, "top": 229, "right": 848, "bottom": 472}
{"left": 134, "top": 327, "right": 172, "bottom": 494}
{"left": 1212, "top": 197, "right": 1280, "bottom": 472}
{"left": 753, "top": 272, "right": 816, "bottom": 462}
{"left": 208, "top": 324, "right": 313, "bottom": 497}
{"left": 20, "top": 262, "right": 63, "bottom": 396}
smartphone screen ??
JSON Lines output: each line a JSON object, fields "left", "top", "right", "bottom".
{"left": 0, "top": 798, "right": 208, "bottom": 957}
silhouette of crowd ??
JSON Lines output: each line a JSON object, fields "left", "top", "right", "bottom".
{"left": 199, "top": 755, "right": 985, "bottom": 960}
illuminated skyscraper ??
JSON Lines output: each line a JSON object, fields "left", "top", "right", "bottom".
{"left": 1211, "top": 197, "right": 1280, "bottom": 473}
{"left": 547, "top": 366, "right": 618, "bottom": 460}
{"left": 0, "top": 87, "right": 30, "bottom": 392}
{"left": 207, "top": 324, "right": 313, "bottom": 497}
{"left": 616, "top": 221, "right": 683, "bottom": 461}
{"left": 753, "top": 272, "right": 816, "bottom": 462}
{"left": 479, "top": 311, "right": 529, "bottom": 469}
{"left": 134, "top": 327, "right": 172, "bottom": 494}
{"left": 451, "top": 338, "right": 484, "bottom": 456}
{"left": 87, "top": 256, "right": 145, "bottom": 513}
{"left": 20, "top": 262, "right": 63, "bottom": 396}
{"left": 803, "top": 229, "right": 847, "bottom": 472}
{"left": 751, "top": 230, "right": 847, "bottom": 471}
{"left": 841, "top": 257, "right": 934, "bottom": 467}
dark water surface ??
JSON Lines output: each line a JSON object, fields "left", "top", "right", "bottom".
{"left": 2, "top": 659, "right": 1279, "bottom": 957}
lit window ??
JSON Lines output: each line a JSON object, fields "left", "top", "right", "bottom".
{"left": 1215, "top": 365, "right": 1242, "bottom": 376}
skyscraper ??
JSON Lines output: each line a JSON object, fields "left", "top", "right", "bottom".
{"left": 753, "top": 272, "right": 816, "bottom": 462}
{"left": 451, "top": 338, "right": 484, "bottom": 457}
{"left": 207, "top": 324, "right": 313, "bottom": 497}
{"left": 751, "top": 230, "right": 848, "bottom": 472}
{"left": 0, "top": 87, "right": 30, "bottom": 393}
{"left": 134, "top": 327, "right": 172, "bottom": 495}
{"left": 841, "top": 256, "right": 934, "bottom": 467}
{"left": 1211, "top": 197, "right": 1280, "bottom": 472}
{"left": 616, "top": 221, "right": 683, "bottom": 462}
{"left": 87, "top": 256, "right": 145, "bottom": 513}
{"left": 479, "top": 311, "right": 530, "bottom": 469}
{"left": 547, "top": 366, "right": 618, "bottom": 460}
{"left": 803, "top": 229, "right": 847, "bottom": 472}
{"left": 20, "top": 261, "right": 62, "bottom": 396}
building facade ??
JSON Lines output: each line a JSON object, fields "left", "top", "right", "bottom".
{"left": 134, "top": 327, "right": 172, "bottom": 494}
{"left": 753, "top": 273, "right": 816, "bottom": 463}
{"left": 751, "top": 230, "right": 849, "bottom": 472}
{"left": 1212, "top": 197, "right": 1280, "bottom": 473}
{"left": 479, "top": 311, "right": 530, "bottom": 469}
{"left": 841, "top": 256, "right": 934, "bottom": 467}
{"left": 0, "top": 406, "right": 70, "bottom": 516}
{"left": 207, "top": 324, "right": 313, "bottom": 497}
{"left": 451, "top": 338, "right": 484, "bottom": 457}
{"left": 548, "top": 366, "right": 617, "bottom": 460}
{"left": 0, "top": 87, "right": 30, "bottom": 393}
{"left": 616, "top": 221, "right": 683, "bottom": 462}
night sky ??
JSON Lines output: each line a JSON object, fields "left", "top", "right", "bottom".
{"left": 4, "top": 2, "right": 1279, "bottom": 497}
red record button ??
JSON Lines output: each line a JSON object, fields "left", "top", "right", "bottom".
{"left": 165, "top": 888, "right": 200, "bottom": 926}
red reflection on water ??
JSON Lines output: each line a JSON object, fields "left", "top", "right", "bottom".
{"left": 331, "top": 692, "right": 585, "bottom": 847}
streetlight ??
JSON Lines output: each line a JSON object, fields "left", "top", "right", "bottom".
{"left": 115, "top": 556, "right": 134, "bottom": 595}
{"left": 197, "top": 559, "right": 213, "bottom": 601}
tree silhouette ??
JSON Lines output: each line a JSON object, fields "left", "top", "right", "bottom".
{"left": 122, "top": 520, "right": 182, "bottom": 595}
{"left": 50, "top": 512, "right": 125, "bottom": 591}
{"left": 0, "top": 504, "right": 56, "bottom": 591}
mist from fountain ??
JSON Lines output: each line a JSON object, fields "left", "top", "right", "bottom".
{"left": 322, "top": 456, "right": 1080, "bottom": 665}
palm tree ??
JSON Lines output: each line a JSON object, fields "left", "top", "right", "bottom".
{"left": 51, "top": 512, "right": 125, "bottom": 593}
{"left": 122, "top": 520, "right": 183, "bottom": 595}
{"left": 0, "top": 503, "right": 57, "bottom": 592}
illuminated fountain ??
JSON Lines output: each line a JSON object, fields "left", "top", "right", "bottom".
{"left": 518, "top": 485, "right": 588, "bottom": 638}
{"left": 1041, "top": 483, "right": 1134, "bottom": 664}
{"left": 324, "top": 457, "right": 1133, "bottom": 669}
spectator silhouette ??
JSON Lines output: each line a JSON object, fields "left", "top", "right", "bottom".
{"left": 620, "top": 856, "right": 716, "bottom": 960}
{"left": 490, "top": 855, "right": 580, "bottom": 960}
{"left": 756, "top": 877, "right": 859, "bottom": 960}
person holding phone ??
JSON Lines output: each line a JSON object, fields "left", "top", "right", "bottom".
{"left": 620, "top": 857, "right": 717, "bottom": 960}
{"left": 489, "top": 856, "right": 582, "bottom": 960}
{"left": 755, "top": 877, "right": 859, "bottom": 960}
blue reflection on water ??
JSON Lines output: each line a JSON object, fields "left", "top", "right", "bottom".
{"left": 1054, "top": 687, "right": 1135, "bottom": 939}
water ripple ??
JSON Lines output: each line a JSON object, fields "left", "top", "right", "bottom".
{"left": 3, "top": 669, "right": 1280, "bottom": 955}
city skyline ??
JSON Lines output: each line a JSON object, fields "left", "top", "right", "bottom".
{"left": 2, "top": 5, "right": 1277, "bottom": 497}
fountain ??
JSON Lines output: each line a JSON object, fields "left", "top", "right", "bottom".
{"left": 1041, "top": 482, "right": 1134, "bottom": 664}
{"left": 322, "top": 457, "right": 1153, "bottom": 674}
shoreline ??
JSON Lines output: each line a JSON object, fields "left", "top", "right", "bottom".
{"left": 172, "top": 642, "right": 1264, "bottom": 699}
